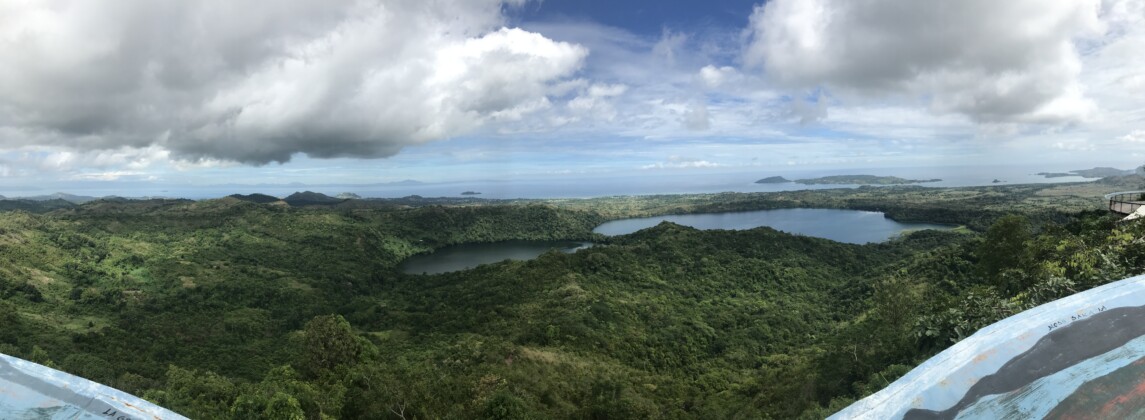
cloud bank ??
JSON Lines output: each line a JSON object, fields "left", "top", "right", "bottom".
{"left": 2, "top": 0, "right": 1144, "bottom": 187}
{"left": 744, "top": 0, "right": 1103, "bottom": 123}
{"left": 0, "top": 0, "right": 586, "bottom": 164}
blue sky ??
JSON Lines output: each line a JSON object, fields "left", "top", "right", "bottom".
{"left": 0, "top": 0, "right": 1143, "bottom": 196}
{"left": 509, "top": 0, "right": 761, "bottom": 36}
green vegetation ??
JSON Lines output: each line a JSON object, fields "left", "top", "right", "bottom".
{"left": 0, "top": 176, "right": 1143, "bottom": 418}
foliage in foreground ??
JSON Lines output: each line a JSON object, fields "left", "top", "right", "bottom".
{"left": 0, "top": 186, "right": 1142, "bottom": 418}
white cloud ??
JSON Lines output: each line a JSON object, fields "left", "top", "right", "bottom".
{"left": 1103, "top": 0, "right": 1145, "bottom": 27}
{"left": 588, "top": 83, "right": 630, "bottom": 98}
{"left": 2, "top": 0, "right": 1143, "bottom": 188}
{"left": 28, "top": 146, "right": 170, "bottom": 172}
{"left": 1052, "top": 140, "right": 1097, "bottom": 151}
{"left": 0, "top": 0, "right": 586, "bottom": 164}
{"left": 566, "top": 83, "right": 630, "bottom": 122}
{"left": 1122, "top": 130, "right": 1145, "bottom": 143}
{"left": 697, "top": 65, "right": 742, "bottom": 89}
{"left": 70, "top": 171, "right": 151, "bottom": 182}
{"left": 744, "top": 0, "right": 1103, "bottom": 124}
{"left": 641, "top": 156, "right": 723, "bottom": 170}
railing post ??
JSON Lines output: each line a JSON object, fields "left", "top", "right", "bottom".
{"left": 1105, "top": 191, "right": 1145, "bottom": 215}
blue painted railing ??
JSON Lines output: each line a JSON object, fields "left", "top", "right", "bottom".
{"left": 0, "top": 352, "right": 187, "bottom": 419}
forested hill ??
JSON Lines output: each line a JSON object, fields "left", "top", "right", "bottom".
{"left": 0, "top": 180, "right": 1143, "bottom": 418}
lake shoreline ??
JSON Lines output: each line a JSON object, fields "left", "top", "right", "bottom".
{"left": 400, "top": 208, "right": 961, "bottom": 274}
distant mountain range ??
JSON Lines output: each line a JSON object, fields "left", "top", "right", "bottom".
{"left": 0, "top": 198, "right": 78, "bottom": 213}
{"left": 2, "top": 192, "right": 186, "bottom": 204}
{"left": 13, "top": 192, "right": 102, "bottom": 204}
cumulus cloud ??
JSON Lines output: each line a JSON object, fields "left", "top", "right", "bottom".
{"left": 744, "top": 0, "right": 1103, "bottom": 124}
{"left": 0, "top": 0, "right": 586, "bottom": 164}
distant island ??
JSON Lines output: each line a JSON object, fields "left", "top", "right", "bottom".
{"left": 754, "top": 176, "right": 792, "bottom": 184}
{"left": 1038, "top": 167, "right": 1133, "bottom": 179}
{"left": 793, "top": 175, "right": 942, "bottom": 185}
{"left": 461, "top": 191, "right": 482, "bottom": 195}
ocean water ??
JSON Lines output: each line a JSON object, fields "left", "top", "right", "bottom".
{"left": 343, "top": 164, "right": 1097, "bottom": 200}
{"left": 9, "top": 164, "right": 1106, "bottom": 200}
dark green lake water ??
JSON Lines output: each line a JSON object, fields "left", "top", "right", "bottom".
{"left": 399, "top": 240, "right": 591, "bottom": 275}
{"left": 401, "top": 209, "right": 952, "bottom": 274}
{"left": 593, "top": 208, "right": 952, "bottom": 244}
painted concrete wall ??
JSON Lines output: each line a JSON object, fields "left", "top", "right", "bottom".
{"left": 0, "top": 353, "right": 187, "bottom": 420}
{"left": 833, "top": 274, "right": 1145, "bottom": 419}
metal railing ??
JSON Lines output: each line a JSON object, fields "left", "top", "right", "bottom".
{"left": 1106, "top": 191, "right": 1145, "bottom": 215}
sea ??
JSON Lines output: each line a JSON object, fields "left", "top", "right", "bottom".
{"left": 233, "top": 164, "right": 1098, "bottom": 200}
{"left": 5, "top": 164, "right": 1115, "bottom": 201}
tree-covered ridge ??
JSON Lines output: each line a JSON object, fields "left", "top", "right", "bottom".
{"left": 0, "top": 178, "right": 1142, "bottom": 418}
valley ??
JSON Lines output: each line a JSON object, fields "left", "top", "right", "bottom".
{"left": 0, "top": 175, "right": 1142, "bottom": 418}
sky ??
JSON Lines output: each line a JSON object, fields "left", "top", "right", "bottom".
{"left": 1, "top": 0, "right": 1144, "bottom": 195}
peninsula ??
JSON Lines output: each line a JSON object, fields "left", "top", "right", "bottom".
{"left": 1038, "top": 167, "right": 1133, "bottom": 179}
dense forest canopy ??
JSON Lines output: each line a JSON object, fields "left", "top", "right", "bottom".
{"left": 0, "top": 175, "right": 1143, "bottom": 418}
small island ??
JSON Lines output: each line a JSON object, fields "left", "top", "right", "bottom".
{"left": 461, "top": 191, "right": 482, "bottom": 196}
{"left": 754, "top": 176, "right": 792, "bottom": 184}
{"left": 793, "top": 175, "right": 942, "bottom": 185}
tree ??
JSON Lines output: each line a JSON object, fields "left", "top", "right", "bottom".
{"left": 301, "top": 314, "right": 361, "bottom": 378}
{"left": 143, "top": 365, "right": 237, "bottom": 419}
{"left": 482, "top": 391, "right": 534, "bottom": 420}
{"left": 977, "top": 215, "right": 1035, "bottom": 294}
